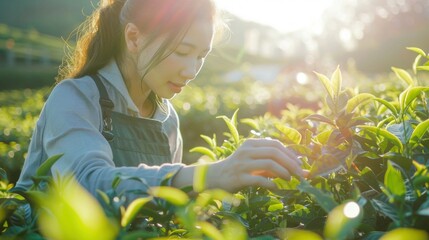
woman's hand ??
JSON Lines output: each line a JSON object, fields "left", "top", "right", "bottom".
{"left": 205, "top": 138, "right": 305, "bottom": 192}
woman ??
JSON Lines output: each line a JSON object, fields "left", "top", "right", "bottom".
{"left": 16, "top": 0, "right": 304, "bottom": 201}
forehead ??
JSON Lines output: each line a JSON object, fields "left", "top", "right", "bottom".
{"left": 180, "top": 21, "right": 214, "bottom": 50}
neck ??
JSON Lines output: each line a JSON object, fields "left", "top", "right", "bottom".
{"left": 117, "top": 55, "right": 154, "bottom": 117}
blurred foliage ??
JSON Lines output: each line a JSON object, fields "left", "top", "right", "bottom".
{"left": 0, "top": 88, "right": 50, "bottom": 183}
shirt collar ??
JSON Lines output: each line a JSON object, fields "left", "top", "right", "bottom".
{"left": 98, "top": 59, "right": 170, "bottom": 121}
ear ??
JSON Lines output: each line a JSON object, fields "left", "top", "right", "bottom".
{"left": 124, "top": 23, "right": 142, "bottom": 53}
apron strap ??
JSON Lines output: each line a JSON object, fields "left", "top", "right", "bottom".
{"left": 90, "top": 74, "right": 115, "bottom": 141}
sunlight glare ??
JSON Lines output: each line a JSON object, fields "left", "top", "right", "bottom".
{"left": 216, "top": 0, "right": 333, "bottom": 33}
{"left": 296, "top": 72, "right": 309, "bottom": 85}
{"left": 343, "top": 202, "right": 360, "bottom": 218}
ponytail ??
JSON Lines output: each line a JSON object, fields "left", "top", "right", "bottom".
{"left": 56, "top": 0, "right": 126, "bottom": 82}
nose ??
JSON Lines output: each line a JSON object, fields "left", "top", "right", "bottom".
{"left": 180, "top": 59, "right": 200, "bottom": 80}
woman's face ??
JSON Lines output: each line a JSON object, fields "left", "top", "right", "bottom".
{"left": 137, "top": 20, "right": 214, "bottom": 99}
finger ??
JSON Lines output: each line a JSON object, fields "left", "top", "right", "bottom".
{"left": 241, "top": 174, "right": 278, "bottom": 191}
{"left": 243, "top": 138, "right": 302, "bottom": 166}
{"left": 247, "top": 148, "right": 303, "bottom": 177}
{"left": 242, "top": 159, "right": 292, "bottom": 180}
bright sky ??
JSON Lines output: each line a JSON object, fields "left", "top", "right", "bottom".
{"left": 216, "top": 0, "right": 333, "bottom": 33}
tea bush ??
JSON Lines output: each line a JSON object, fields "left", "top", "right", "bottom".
{"left": 1, "top": 47, "right": 429, "bottom": 239}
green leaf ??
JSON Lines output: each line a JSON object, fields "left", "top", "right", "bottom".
{"left": 409, "top": 119, "right": 429, "bottom": 147}
{"left": 358, "top": 125, "right": 403, "bottom": 153}
{"left": 370, "top": 199, "right": 400, "bottom": 224}
{"left": 417, "top": 66, "right": 429, "bottom": 71}
{"left": 399, "top": 86, "right": 429, "bottom": 112}
{"left": 391, "top": 67, "right": 414, "bottom": 87}
{"left": 122, "top": 231, "right": 159, "bottom": 240}
{"left": 314, "top": 71, "right": 334, "bottom": 101}
{"left": 412, "top": 54, "right": 422, "bottom": 74}
{"left": 331, "top": 66, "right": 342, "bottom": 100}
{"left": 267, "top": 202, "right": 284, "bottom": 212}
{"left": 384, "top": 161, "right": 406, "bottom": 197}
{"left": 275, "top": 124, "right": 302, "bottom": 144}
{"left": 407, "top": 47, "right": 426, "bottom": 56}
{"left": 324, "top": 201, "right": 363, "bottom": 240}
{"left": 278, "top": 228, "right": 323, "bottom": 240}
{"left": 193, "top": 163, "right": 209, "bottom": 193}
{"left": 359, "top": 167, "right": 381, "bottom": 192}
{"left": 200, "top": 134, "right": 215, "bottom": 148}
{"left": 198, "top": 221, "right": 225, "bottom": 240}
{"left": 417, "top": 199, "right": 429, "bottom": 216}
{"left": 297, "top": 180, "right": 338, "bottom": 213}
{"left": 374, "top": 98, "right": 398, "bottom": 117}
{"left": 190, "top": 146, "right": 217, "bottom": 161}
{"left": 35, "top": 154, "right": 64, "bottom": 177}
{"left": 240, "top": 118, "right": 259, "bottom": 130}
{"left": 380, "top": 228, "right": 429, "bottom": 239}
{"left": 386, "top": 122, "right": 413, "bottom": 144}
{"left": 35, "top": 175, "right": 119, "bottom": 240}
{"left": 149, "top": 186, "right": 189, "bottom": 206}
{"left": 345, "top": 93, "right": 375, "bottom": 113}
{"left": 217, "top": 109, "right": 240, "bottom": 145}
{"left": 121, "top": 197, "right": 153, "bottom": 227}
{"left": 305, "top": 114, "right": 335, "bottom": 126}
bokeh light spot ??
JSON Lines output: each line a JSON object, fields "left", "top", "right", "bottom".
{"left": 343, "top": 202, "right": 360, "bottom": 218}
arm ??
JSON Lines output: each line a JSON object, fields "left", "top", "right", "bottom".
{"left": 172, "top": 138, "right": 305, "bottom": 193}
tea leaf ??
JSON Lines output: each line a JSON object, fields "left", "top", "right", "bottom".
{"left": 314, "top": 71, "right": 334, "bottom": 101}
{"left": 412, "top": 54, "right": 422, "bottom": 74}
{"left": 305, "top": 114, "right": 335, "bottom": 126}
{"left": 417, "top": 66, "right": 429, "bottom": 71}
{"left": 121, "top": 197, "right": 153, "bottom": 227}
{"left": 391, "top": 67, "right": 414, "bottom": 87}
{"left": 278, "top": 228, "right": 323, "bottom": 240}
{"left": 386, "top": 122, "right": 413, "bottom": 144}
{"left": 374, "top": 98, "right": 398, "bottom": 117}
{"left": 297, "top": 180, "right": 338, "bottom": 213}
{"left": 384, "top": 161, "right": 406, "bottom": 197}
{"left": 380, "top": 228, "right": 429, "bottom": 240}
{"left": 200, "top": 134, "right": 216, "bottom": 148}
{"left": 406, "top": 47, "right": 426, "bottom": 56}
{"left": 399, "top": 86, "right": 429, "bottom": 112}
{"left": 36, "top": 176, "right": 119, "bottom": 240}
{"left": 240, "top": 118, "right": 259, "bottom": 130}
{"left": 409, "top": 119, "right": 429, "bottom": 147}
{"left": 35, "top": 154, "right": 64, "bottom": 177}
{"left": 359, "top": 167, "right": 381, "bottom": 192}
{"left": 222, "top": 220, "right": 248, "bottom": 240}
{"left": 193, "top": 163, "right": 209, "bottom": 193}
{"left": 358, "top": 125, "right": 403, "bottom": 153}
{"left": 198, "top": 221, "right": 225, "bottom": 240}
{"left": 331, "top": 66, "right": 342, "bottom": 100}
{"left": 370, "top": 199, "right": 400, "bottom": 224}
{"left": 275, "top": 124, "right": 302, "bottom": 144}
{"left": 149, "top": 186, "right": 189, "bottom": 206}
{"left": 346, "top": 93, "right": 375, "bottom": 113}
{"left": 217, "top": 109, "right": 240, "bottom": 145}
{"left": 324, "top": 201, "right": 363, "bottom": 240}
{"left": 190, "top": 146, "right": 217, "bottom": 161}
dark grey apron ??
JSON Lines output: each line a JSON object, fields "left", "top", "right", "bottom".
{"left": 91, "top": 74, "right": 171, "bottom": 166}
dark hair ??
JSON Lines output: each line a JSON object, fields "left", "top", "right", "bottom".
{"left": 57, "top": 0, "right": 224, "bottom": 82}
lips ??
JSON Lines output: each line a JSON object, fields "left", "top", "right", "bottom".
{"left": 168, "top": 81, "right": 186, "bottom": 93}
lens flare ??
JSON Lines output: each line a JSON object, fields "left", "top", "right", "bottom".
{"left": 343, "top": 201, "right": 360, "bottom": 218}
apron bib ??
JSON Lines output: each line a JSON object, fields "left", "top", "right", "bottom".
{"left": 91, "top": 74, "right": 171, "bottom": 166}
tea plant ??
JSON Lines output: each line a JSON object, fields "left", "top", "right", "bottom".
{"left": 1, "top": 47, "right": 429, "bottom": 239}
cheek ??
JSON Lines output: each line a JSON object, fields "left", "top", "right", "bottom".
{"left": 196, "top": 59, "right": 205, "bottom": 74}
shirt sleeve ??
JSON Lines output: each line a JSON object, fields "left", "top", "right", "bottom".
{"left": 43, "top": 79, "right": 185, "bottom": 201}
